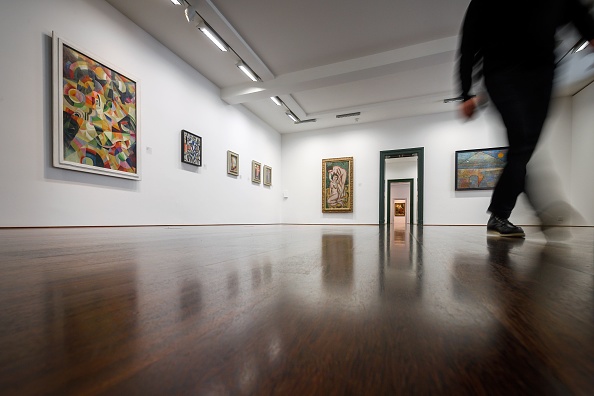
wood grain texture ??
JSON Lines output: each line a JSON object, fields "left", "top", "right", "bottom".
{"left": 0, "top": 225, "right": 592, "bottom": 395}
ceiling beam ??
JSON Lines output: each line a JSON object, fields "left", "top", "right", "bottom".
{"left": 221, "top": 36, "right": 458, "bottom": 105}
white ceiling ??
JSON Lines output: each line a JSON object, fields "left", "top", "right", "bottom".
{"left": 105, "top": 0, "right": 594, "bottom": 134}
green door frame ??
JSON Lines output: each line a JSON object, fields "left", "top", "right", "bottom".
{"left": 387, "top": 179, "right": 415, "bottom": 225}
{"left": 379, "top": 147, "right": 424, "bottom": 225}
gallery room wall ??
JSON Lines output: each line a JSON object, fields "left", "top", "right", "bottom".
{"left": 0, "top": 0, "right": 282, "bottom": 227}
{"left": 281, "top": 97, "right": 587, "bottom": 226}
{"left": 571, "top": 81, "right": 594, "bottom": 225}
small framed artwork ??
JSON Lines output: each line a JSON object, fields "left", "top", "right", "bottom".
{"left": 52, "top": 32, "right": 140, "bottom": 180}
{"left": 181, "top": 130, "right": 202, "bottom": 166}
{"left": 455, "top": 147, "right": 508, "bottom": 190}
{"left": 252, "top": 161, "right": 261, "bottom": 184}
{"left": 322, "top": 157, "right": 353, "bottom": 213}
{"left": 263, "top": 165, "right": 272, "bottom": 186}
{"left": 227, "top": 150, "right": 239, "bottom": 176}
{"left": 394, "top": 202, "right": 405, "bottom": 216}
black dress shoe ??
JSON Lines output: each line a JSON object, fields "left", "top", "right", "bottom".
{"left": 487, "top": 215, "right": 525, "bottom": 238}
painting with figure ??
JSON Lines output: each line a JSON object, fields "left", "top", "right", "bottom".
{"left": 455, "top": 147, "right": 508, "bottom": 190}
{"left": 53, "top": 34, "right": 139, "bottom": 179}
{"left": 227, "top": 151, "right": 239, "bottom": 176}
{"left": 252, "top": 161, "right": 261, "bottom": 184}
{"left": 322, "top": 157, "right": 353, "bottom": 213}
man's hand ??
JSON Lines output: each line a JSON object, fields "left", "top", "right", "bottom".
{"left": 460, "top": 97, "right": 478, "bottom": 119}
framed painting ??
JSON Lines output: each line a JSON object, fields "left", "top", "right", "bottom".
{"left": 227, "top": 150, "right": 239, "bottom": 176}
{"left": 181, "top": 130, "right": 202, "bottom": 167}
{"left": 52, "top": 33, "right": 140, "bottom": 180}
{"left": 252, "top": 161, "right": 261, "bottom": 184}
{"left": 395, "top": 202, "right": 405, "bottom": 216}
{"left": 263, "top": 165, "right": 272, "bottom": 186}
{"left": 322, "top": 157, "right": 353, "bottom": 213}
{"left": 455, "top": 147, "right": 508, "bottom": 190}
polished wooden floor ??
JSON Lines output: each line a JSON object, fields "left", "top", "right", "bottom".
{"left": 0, "top": 225, "right": 593, "bottom": 395}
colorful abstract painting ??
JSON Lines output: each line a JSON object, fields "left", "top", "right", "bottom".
{"left": 181, "top": 130, "right": 202, "bottom": 166}
{"left": 455, "top": 147, "right": 508, "bottom": 190}
{"left": 53, "top": 35, "right": 139, "bottom": 179}
{"left": 322, "top": 157, "right": 353, "bottom": 213}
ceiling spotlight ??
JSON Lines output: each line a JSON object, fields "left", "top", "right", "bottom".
{"left": 170, "top": 0, "right": 183, "bottom": 5}
{"left": 237, "top": 62, "right": 258, "bottom": 82}
{"left": 185, "top": 5, "right": 197, "bottom": 22}
{"left": 270, "top": 96, "right": 282, "bottom": 106}
{"left": 197, "top": 23, "right": 228, "bottom": 52}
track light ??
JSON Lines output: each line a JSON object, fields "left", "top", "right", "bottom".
{"left": 237, "top": 62, "right": 258, "bottom": 82}
{"left": 196, "top": 22, "right": 228, "bottom": 52}
{"left": 574, "top": 39, "right": 589, "bottom": 53}
{"left": 286, "top": 111, "right": 299, "bottom": 123}
{"left": 443, "top": 96, "right": 464, "bottom": 103}
{"left": 170, "top": 0, "right": 183, "bottom": 5}
{"left": 185, "top": 5, "right": 197, "bottom": 22}
{"left": 270, "top": 96, "right": 282, "bottom": 106}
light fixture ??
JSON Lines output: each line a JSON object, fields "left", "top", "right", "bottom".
{"left": 270, "top": 96, "right": 282, "bottom": 106}
{"left": 443, "top": 96, "right": 464, "bottom": 103}
{"left": 185, "top": 5, "right": 197, "bottom": 22}
{"left": 574, "top": 39, "right": 589, "bottom": 53}
{"left": 170, "top": 0, "right": 183, "bottom": 5}
{"left": 237, "top": 62, "right": 258, "bottom": 82}
{"left": 196, "top": 22, "right": 228, "bottom": 52}
{"left": 286, "top": 111, "right": 299, "bottom": 123}
{"left": 336, "top": 112, "right": 361, "bottom": 119}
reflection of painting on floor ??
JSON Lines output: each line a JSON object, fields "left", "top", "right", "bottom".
{"left": 394, "top": 202, "right": 405, "bottom": 216}
{"left": 456, "top": 148, "right": 508, "bottom": 190}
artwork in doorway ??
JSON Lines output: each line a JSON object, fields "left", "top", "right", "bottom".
{"left": 322, "top": 157, "right": 354, "bottom": 213}
{"left": 181, "top": 130, "right": 202, "bottom": 166}
{"left": 252, "top": 161, "right": 262, "bottom": 184}
{"left": 263, "top": 165, "right": 272, "bottom": 186}
{"left": 52, "top": 33, "right": 140, "bottom": 180}
{"left": 227, "top": 151, "right": 239, "bottom": 176}
{"left": 455, "top": 147, "right": 508, "bottom": 190}
{"left": 395, "top": 202, "right": 406, "bottom": 216}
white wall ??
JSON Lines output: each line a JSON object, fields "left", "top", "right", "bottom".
{"left": 281, "top": 98, "right": 580, "bottom": 225}
{"left": 571, "top": 81, "right": 594, "bottom": 225}
{"left": 0, "top": 0, "right": 282, "bottom": 227}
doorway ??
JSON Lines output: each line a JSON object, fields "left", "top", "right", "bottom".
{"left": 387, "top": 179, "right": 414, "bottom": 225}
{"left": 379, "top": 148, "right": 424, "bottom": 225}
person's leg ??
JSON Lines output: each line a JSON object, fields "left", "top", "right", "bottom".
{"left": 486, "top": 68, "right": 554, "bottom": 219}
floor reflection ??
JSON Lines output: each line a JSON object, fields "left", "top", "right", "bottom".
{"left": 2, "top": 226, "right": 593, "bottom": 394}
{"left": 322, "top": 234, "right": 354, "bottom": 290}
{"left": 43, "top": 260, "right": 139, "bottom": 365}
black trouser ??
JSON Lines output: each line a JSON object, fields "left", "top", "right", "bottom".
{"left": 485, "top": 67, "right": 554, "bottom": 219}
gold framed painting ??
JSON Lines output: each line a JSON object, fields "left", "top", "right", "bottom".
{"left": 263, "top": 165, "right": 272, "bottom": 186}
{"left": 227, "top": 150, "right": 239, "bottom": 176}
{"left": 252, "top": 161, "right": 261, "bottom": 184}
{"left": 322, "top": 157, "right": 353, "bottom": 213}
